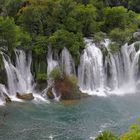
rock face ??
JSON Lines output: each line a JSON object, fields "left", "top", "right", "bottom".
{"left": 16, "top": 93, "right": 34, "bottom": 100}
{"left": 3, "top": 93, "right": 11, "bottom": 103}
{"left": 133, "top": 31, "right": 140, "bottom": 40}
{"left": 54, "top": 76, "right": 81, "bottom": 100}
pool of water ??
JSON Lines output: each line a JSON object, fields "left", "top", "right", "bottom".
{"left": 0, "top": 93, "right": 140, "bottom": 140}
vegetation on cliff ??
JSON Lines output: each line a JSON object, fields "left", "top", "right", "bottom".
{"left": 0, "top": 0, "right": 140, "bottom": 99}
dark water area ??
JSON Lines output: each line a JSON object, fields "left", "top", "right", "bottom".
{"left": 0, "top": 93, "right": 140, "bottom": 140}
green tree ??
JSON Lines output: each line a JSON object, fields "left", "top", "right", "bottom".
{"left": 109, "top": 28, "right": 133, "bottom": 45}
{"left": 70, "top": 4, "right": 98, "bottom": 36}
{"left": 103, "top": 6, "right": 137, "bottom": 32}
{"left": 48, "top": 29, "right": 84, "bottom": 65}
{"left": 0, "top": 16, "right": 19, "bottom": 51}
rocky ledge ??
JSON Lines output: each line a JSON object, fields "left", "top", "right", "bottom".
{"left": 16, "top": 92, "right": 34, "bottom": 100}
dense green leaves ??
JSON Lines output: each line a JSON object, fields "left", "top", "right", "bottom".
{"left": 103, "top": 6, "right": 137, "bottom": 32}
{"left": 95, "top": 130, "right": 118, "bottom": 140}
{"left": 120, "top": 120, "right": 140, "bottom": 140}
{"left": 48, "top": 29, "right": 84, "bottom": 64}
{"left": 0, "top": 0, "right": 140, "bottom": 63}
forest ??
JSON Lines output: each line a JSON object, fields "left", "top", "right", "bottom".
{"left": 0, "top": 0, "right": 140, "bottom": 81}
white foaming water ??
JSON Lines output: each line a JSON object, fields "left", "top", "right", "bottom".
{"left": 0, "top": 39, "right": 140, "bottom": 104}
{"left": 78, "top": 39, "right": 105, "bottom": 96}
{"left": 45, "top": 47, "right": 75, "bottom": 100}
{"left": 15, "top": 50, "right": 34, "bottom": 93}
{"left": 61, "top": 47, "right": 76, "bottom": 75}
{"left": 0, "top": 50, "right": 37, "bottom": 104}
{"left": 78, "top": 39, "right": 140, "bottom": 96}
{"left": 47, "top": 47, "right": 58, "bottom": 75}
{"left": 2, "top": 50, "right": 34, "bottom": 95}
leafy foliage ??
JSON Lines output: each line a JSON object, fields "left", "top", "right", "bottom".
{"left": 0, "top": 0, "right": 140, "bottom": 79}
{"left": 95, "top": 130, "right": 118, "bottom": 140}
{"left": 109, "top": 28, "right": 133, "bottom": 45}
{"left": 109, "top": 43, "right": 121, "bottom": 53}
{"left": 49, "top": 66, "right": 62, "bottom": 80}
{"left": 120, "top": 119, "right": 140, "bottom": 140}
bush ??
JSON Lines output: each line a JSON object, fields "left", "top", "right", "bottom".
{"left": 109, "top": 43, "right": 121, "bottom": 54}
{"left": 67, "top": 74, "right": 78, "bottom": 88}
{"left": 109, "top": 28, "right": 133, "bottom": 45}
{"left": 94, "top": 32, "right": 106, "bottom": 43}
{"left": 95, "top": 130, "right": 118, "bottom": 140}
{"left": 49, "top": 66, "right": 62, "bottom": 80}
{"left": 120, "top": 120, "right": 140, "bottom": 140}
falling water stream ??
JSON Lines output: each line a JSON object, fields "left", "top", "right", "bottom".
{"left": 0, "top": 39, "right": 140, "bottom": 139}
{"left": 78, "top": 39, "right": 140, "bottom": 96}
{"left": 0, "top": 39, "right": 140, "bottom": 102}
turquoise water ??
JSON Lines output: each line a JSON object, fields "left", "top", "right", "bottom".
{"left": 0, "top": 94, "right": 140, "bottom": 140}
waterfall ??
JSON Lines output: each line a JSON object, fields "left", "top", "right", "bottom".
{"left": 61, "top": 47, "right": 76, "bottom": 75}
{"left": 0, "top": 39, "right": 140, "bottom": 104}
{"left": 0, "top": 84, "right": 8, "bottom": 104}
{"left": 78, "top": 39, "right": 140, "bottom": 96}
{"left": 78, "top": 39, "right": 105, "bottom": 96}
{"left": 47, "top": 47, "right": 58, "bottom": 76}
{"left": 1, "top": 50, "right": 34, "bottom": 95}
{"left": 45, "top": 47, "right": 75, "bottom": 100}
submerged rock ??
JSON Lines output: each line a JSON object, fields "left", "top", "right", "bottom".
{"left": 3, "top": 93, "right": 11, "bottom": 103}
{"left": 16, "top": 92, "right": 34, "bottom": 100}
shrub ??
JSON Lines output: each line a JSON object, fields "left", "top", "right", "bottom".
{"left": 49, "top": 66, "right": 62, "bottom": 80}
{"left": 95, "top": 130, "right": 118, "bottom": 140}
{"left": 67, "top": 74, "right": 78, "bottom": 88}
{"left": 120, "top": 122, "right": 140, "bottom": 140}
{"left": 109, "top": 43, "right": 121, "bottom": 54}
{"left": 109, "top": 28, "right": 133, "bottom": 45}
{"left": 94, "top": 32, "right": 106, "bottom": 43}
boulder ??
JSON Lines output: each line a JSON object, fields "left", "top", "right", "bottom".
{"left": 3, "top": 93, "right": 11, "bottom": 103}
{"left": 16, "top": 92, "right": 34, "bottom": 100}
{"left": 54, "top": 76, "right": 81, "bottom": 100}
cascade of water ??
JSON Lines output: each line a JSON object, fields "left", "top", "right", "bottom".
{"left": 0, "top": 38, "right": 140, "bottom": 104}
{"left": 61, "top": 47, "right": 76, "bottom": 75}
{"left": 78, "top": 39, "right": 140, "bottom": 96}
{"left": 0, "top": 84, "right": 8, "bottom": 100}
{"left": 78, "top": 39, "right": 105, "bottom": 95}
{"left": 131, "top": 49, "right": 140, "bottom": 86}
{"left": 2, "top": 50, "right": 34, "bottom": 95}
{"left": 15, "top": 50, "right": 34, "bottom": 93}
{"left": 47, "top": 47, "right": 58, "bottom": 75}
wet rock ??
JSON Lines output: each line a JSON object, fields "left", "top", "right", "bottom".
{"left": 3, "top": 93, "right": 11, "bottom": 103}
{"left": 16, "top": 92, "right": 34, "bottom": 100}
{"left": 54, "top": 76, "right": 81, "bottom": 100}
{"left": 47, "top": 87, "right": 55, "bottom": 99}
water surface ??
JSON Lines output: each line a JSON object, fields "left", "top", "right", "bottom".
{"left": 0, "top": 93, "right": 140, "bottom": 140}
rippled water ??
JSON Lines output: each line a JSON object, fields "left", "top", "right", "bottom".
{"left": 0, "top": 94, "right": 140, "bottom": 140}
